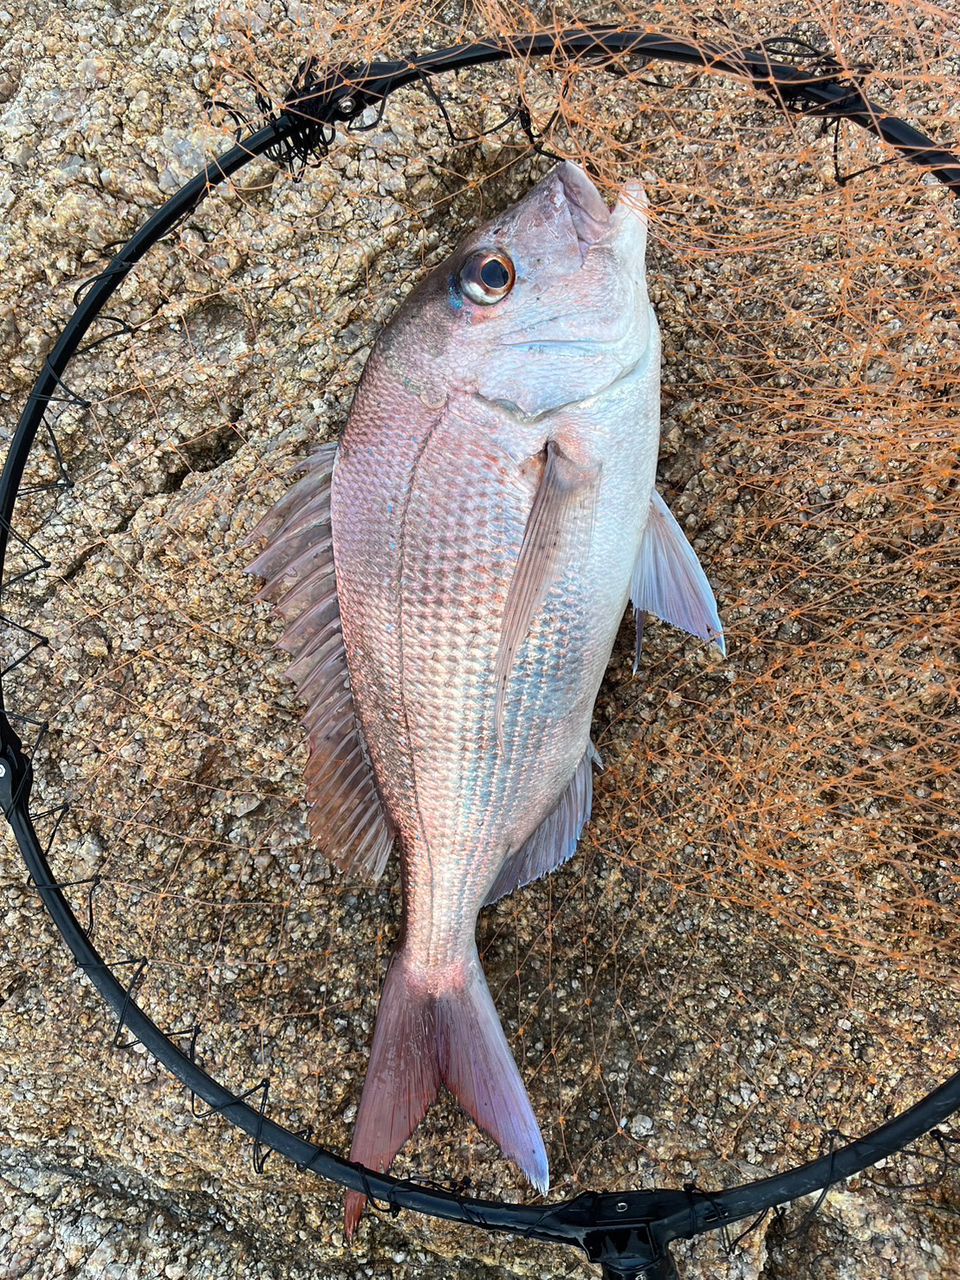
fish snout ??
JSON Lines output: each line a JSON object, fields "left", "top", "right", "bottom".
{"left": 556, "top": 163, "right": 648, "bottom": 272}
{"left": 557, "top": 161, "right": 611, "bottom": 249}
{"left": 609, "top": 179, "right": 649, "bottom": 273}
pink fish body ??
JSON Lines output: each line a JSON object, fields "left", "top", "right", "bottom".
{"left": 248, "top": 163, "right": 723, "bottom": 1231}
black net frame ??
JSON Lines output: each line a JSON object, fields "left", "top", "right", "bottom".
{"left": 2, "top": 26, "right": 959, "bottom": 1280}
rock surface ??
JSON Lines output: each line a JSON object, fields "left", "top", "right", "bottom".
{"left": 2, "top": 2, "right": 960, "bottom": 1278}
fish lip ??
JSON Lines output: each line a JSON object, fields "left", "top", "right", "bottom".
{"left": 557, "top": 161, "right": 611, "bottom": 250}
{"left": 556, "top": 162, "right": 647, "bottom": 265}
{"left": 500, "top": 332, "right": 632, "bottom": 352}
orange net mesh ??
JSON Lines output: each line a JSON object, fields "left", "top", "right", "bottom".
{"left": 4, "top": 1, "right": 960, "bottom": 1267}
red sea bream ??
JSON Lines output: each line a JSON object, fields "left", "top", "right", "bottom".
{"left": 248, "top": 162, "right": 724, "bottom": 1231}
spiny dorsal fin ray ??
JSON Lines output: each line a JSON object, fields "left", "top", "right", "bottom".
{"left": 483, "top": 741, "right": 602, "bottom": 907}
{"left": 631, "top": 489, "right": 725, "bottom": 671}
{"left": 246, "top": 444, "right": 394, "bottom": 881}
{"left": 244, "top": 442, "right": 338, "bottom": 545}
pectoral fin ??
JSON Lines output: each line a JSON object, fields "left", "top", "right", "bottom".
{"left": 631, "top": 489, "right": 725, "bottom": 670}
{"left": 494, "top": 440, "right": 598, "bottom": 740}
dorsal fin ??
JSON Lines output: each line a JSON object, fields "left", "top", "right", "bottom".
{"left": 631, "top": 489, "right": 725, "bottom": 671}
{"left": 483, "top": 741, "right": 601, "bottom": 907}
{"left": 246, "top": 443, "right": 395, "bottom": 881}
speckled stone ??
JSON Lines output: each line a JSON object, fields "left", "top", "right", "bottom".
{"left": 2, "top": 2, "right": 959, "bottom": 1279}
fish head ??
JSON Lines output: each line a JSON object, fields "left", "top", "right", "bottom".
{"left": 378, "top": 162, "right": 654, "bottom": 419}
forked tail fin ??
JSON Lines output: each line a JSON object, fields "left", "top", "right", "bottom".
{"left": 344, "top": 946, "right": 549, "bottom": 1236}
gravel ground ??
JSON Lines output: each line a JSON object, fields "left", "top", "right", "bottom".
{"left": 2, "top": 2, "right": 960, "bottom": 1278}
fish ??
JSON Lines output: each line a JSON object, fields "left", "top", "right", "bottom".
{"left": 247, "top": 161, "right": 724, "bottom": 1232}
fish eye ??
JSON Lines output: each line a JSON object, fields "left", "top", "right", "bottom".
{"left": 459, "top": 251, "right": 515, "bottom": 305}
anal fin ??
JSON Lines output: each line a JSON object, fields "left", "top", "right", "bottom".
{"left": 483, "top": 741, "right": 601, "bottom": 907}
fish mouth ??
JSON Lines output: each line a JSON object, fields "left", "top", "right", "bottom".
{"left": 557, "top": 162, "right": 612, "bottom": 249}
{"left": 557, "top": 162, "right": 647, "bottom": 263}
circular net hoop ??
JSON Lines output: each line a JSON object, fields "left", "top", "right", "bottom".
{"left": 2, "top": 19, "right": 959, "bottom": 1280}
